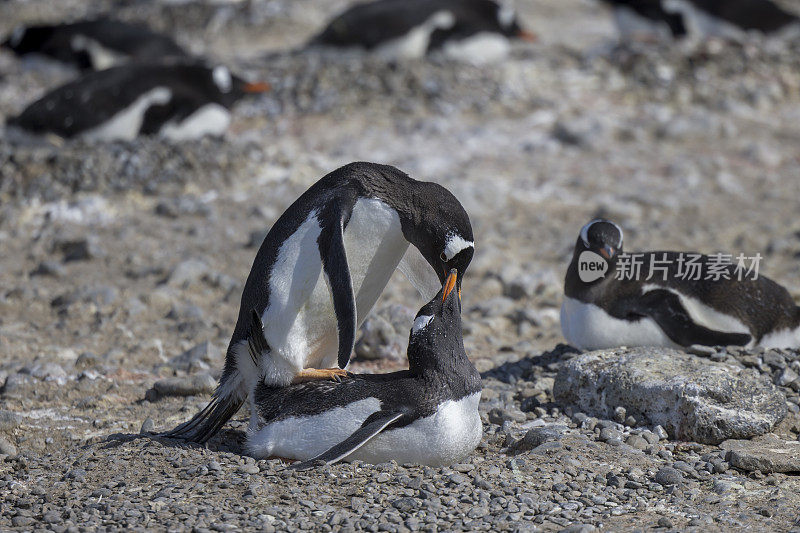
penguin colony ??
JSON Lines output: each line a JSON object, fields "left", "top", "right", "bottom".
{"left": 4, "top": 0, "right": 800, "bottom": 467}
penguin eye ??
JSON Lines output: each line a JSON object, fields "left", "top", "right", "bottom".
{"left": 440, "top": 252, "right": 447, "bottom": 262}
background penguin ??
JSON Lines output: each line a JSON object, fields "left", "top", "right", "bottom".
{"left": 248, "top": 269, "right": 483, "bottom": 468}
{"left": 309, "top": 0, "right": 537, "bottom": 63}
{"left": 662, "top": 0, "right": 800, "bottom": 39}
{"left": 5, "top": 63, "right": 270, "bottom": 142}
{"left": 164, "top": 161, "right": 475, "bottom": 443}
{"left": 561, "top": 219, "right": 800, "bottom": 351}
{"left": 599, "top": 0, "right": 687, "bottom": 41}
{"left": 2, "top": 18, "right": 188, "bottom": 71}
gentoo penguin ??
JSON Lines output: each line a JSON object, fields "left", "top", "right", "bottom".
{"left": 2, "top": 18, "right": 188, "bottom": 71}
{"left": 599, "top": 0, "right": 687, "bottom": 41}
{"left": 6, "top": 63, "right": 270, "bottom": 142}
{"left": 662, "top": 0, "right": 800, "bottom": 39}
{"left": 561, "top": 219, "right": 800, "bottom": 351}
{"left": 309, "top": 0, "right": 537, "bottom": 63}
{"left": 164, "top": 162, "right": 475, "bottom": 443}
{"left": 248, "top": 269, "right": 482, "bottom": 468}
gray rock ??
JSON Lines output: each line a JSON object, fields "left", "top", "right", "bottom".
{"left": 511, "top": 426, "right": 564, "bottom": 453}
{"left": 354, "top": 315, "right": 405, "bottom": 361}
{"left": 0, "top": 435, "right": 18, "bottom": 457}
{"left": 54, "top": 237, "right": 104, "bottom": 262}
{"left": 775, "top": 367, "right": 799, "bottom": 388}
{"left": 0, "top": 410, "right": 22, "bottom": 430}
{"left": 166, "top": 259, "right": 210, "bottom": 288}
{"left": 140, "top": 418, "right": 155, "bottom": 434}
{"left": 168, "top": 341, "right": 222, "bottom": 372}
{"left": 654, "top": 467, "right": 683, "bottom": 486}
{"left": 30, "top": 260, "right": 66, "bottom": 278}
{"left": 721, "top": 435, "right": 800, "bottom": 473}
{"left": 553, "top": 348, "right": 786, "bottom": 444}
{"left": 149, "top": 374, "right": 216, "bottom": 398}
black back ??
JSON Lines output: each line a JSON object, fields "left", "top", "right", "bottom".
{"left": 600, "top": 0, "right": 687, "bottom": 36}
{"left": 3, "top": 18, "right": 187, "bottom": 70}
{"left": 224, "top": 162, "right": 474, "bottom": 384}
{"left": 687, "top": 0, "right": 798, "bottom": 33}
{"left": 253, "top": 272, "right": 481, "bottom": 425}
{"left": 310, "top": 0, "right": 527, "bottom": 51}
{"left": 6, "top": 63, "right": 248, "bottom": 137}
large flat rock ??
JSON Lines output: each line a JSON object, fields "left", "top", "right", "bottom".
{"left": 721, "top": 435, "right": 800, "bottom": 473}
{"left": 553, "top": 348, "right": 787, "bottom": 444}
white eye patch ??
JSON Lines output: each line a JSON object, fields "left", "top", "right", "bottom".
{"left": 443, "top": 233, "right": 474, "bottom": 261}
{"left": 411, "top": 315, "right": 434, "bottom": 335}
{"left": 212, "top": 66, "right": 232, "bottom": 93}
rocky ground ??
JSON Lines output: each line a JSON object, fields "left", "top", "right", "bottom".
{"left": 2, "top": 0, "right": 800, "bottom": 531}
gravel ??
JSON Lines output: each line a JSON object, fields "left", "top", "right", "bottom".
{"left": 2, "top": 0, "right": 800, "bottom": 530}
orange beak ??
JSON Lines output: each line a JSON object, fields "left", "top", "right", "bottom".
{"left": 518, "top": 30, "right": 537, "bottom": 43}
{"left": 243, "top": 81, "right": 271, "bottom": 93}
{"left": 442, "top": 271, "right": 458, "bottom": 303}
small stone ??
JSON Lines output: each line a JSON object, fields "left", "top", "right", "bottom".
{"left": 168, "top": 342, "right": 222, "bottom": 372}
{"left": 11, "top": 516, "right": 34, "bottom": 527}
{"left": 657, "top": 517, "right": 673, "bottom": 528}
{"left": 776, "top": 367, "right": 799, "bottom": 387}
{"left": 654, "top": 467, "right": 683, "bottom": 486}
{"left": 653, "top": 425, "right": 668, "bottom": 440}
{"left": 600, "top": 427, "right": 622, "bottom": 443}
{"left": 0, "top": 435, "right": 18, "bottom": 457}
{"left": 511, "top": 426, "right": 563, "bottom": 453}
{"left": 721, "top": 435, "right": 800, "bottom": 473}
{"left": 74, "top": 352, "right": 100, "bottom": 369}
{"left": 613, "top": 406, "right": 626, "bottom": 423}
{"left": 43, "top": 511, "right": 61, "bottom": 524}
{"left": 166, "top": 259, "right": 210, "bottom": 288}
{"left": 30, "top": 260, "right": 66, "bottom": 277}
{"left": 54, "top": 237, "right": 104, "bottom": 262}
{"left": 140, "top": 418, "right": 155, "bottom": 434}
{"left": 626, "top": 435, "right": 648, "bottom": 451}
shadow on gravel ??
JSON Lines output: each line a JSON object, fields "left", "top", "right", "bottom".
{"left": 481, "top": 343, "right": 582, "bottom": 384}
{"left": 98, "top": 427, "right": 247, "bottom": 455}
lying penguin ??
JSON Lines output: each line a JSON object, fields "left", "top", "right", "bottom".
{"left": 248, "top": 269, "right": 482, "bottom": 468}
{"left": 6, "top": 63, "right": 270, "bottom": 142}
{"left": 309, "top": 0, "right": 537, "bottom": 63}
{"left": 561, "top": 219, "right": 800, "bottom": 350}
{"left": 3, "top": 18, "right": 188, "bottom": 71}
{"left": 600, "top": 0, "right": 799, "bottom": 42}
{"left": 164, "top": 162, "right": 474, "bottom": 443}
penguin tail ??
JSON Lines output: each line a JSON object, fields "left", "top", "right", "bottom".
{"left": 159, "top": 393, "right": 243, "bottom": 444}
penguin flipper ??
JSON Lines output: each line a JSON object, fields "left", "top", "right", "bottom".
{"left": 289, "top": 410, "right": 405, "bottom": 470}
{"left": 626, "top": 289, "right": 752, "bottom": 347}
{"left": 319, "top": 206, "right": 357, "bottom": 369}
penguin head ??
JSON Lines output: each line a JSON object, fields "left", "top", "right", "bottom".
{"left": 576, "top": 218, "right": 624, "bottom": 263}
{"left": 204, "top": 65, "right": 270, "bottom": 106}
{"left": 407, "top": 269, "right": 464, "bottom": 369}
{"left": 458, "top": 0, "right": 535, "bottom": 41}
{"left": 409, "top": 183, "right": 474, "bottom": 300}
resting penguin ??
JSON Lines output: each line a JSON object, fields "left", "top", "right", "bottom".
{"left": 309, "top": 0, "right": 537, "bottom": 63}
{"left": 248, "top": 270, "right": 482, "bottom": 468}
{"left": 2, "top": 18, "right": 188, "bottom": 71}
{"left": 164, "top": 162, "right": 475, "bottom": 443}
{"left": 561, "top": 219, "right": 800, "bottom": 351}
{"left": 661, "top": 0, "right": 800, "bottom": 39}
{"left": 5, "top": 63, "right": 270, "bottom": 142}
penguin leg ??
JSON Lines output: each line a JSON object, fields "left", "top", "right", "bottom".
{"left": 289, "top": 411, "right": 406, "bottom": 470}
{"left": 292, "top": 367, "right": 349, "bottom": 383}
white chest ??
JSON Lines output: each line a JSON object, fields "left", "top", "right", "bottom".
{"left": 560, "top": 296, "right": 678, "bottom": 351}
{"left": 375, "top": 10, "right": 456, "bottom": 59}
{"left": 159, "top": 104, "right": 231, "bottom": 141}
{"left": 259, "top": 198, "right": 410, "bottom": 382}
{"left": 82, "top": 86, "right": 172, "bottom": 141}
{"left": 441, "top": 33, "right": 511, "bottom": 65}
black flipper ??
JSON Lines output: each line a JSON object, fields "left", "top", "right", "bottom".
{"left": 289, "top": 411, "right": 405, "bottom": 470}
{"left": 247, "top": 309, "right": 269, "bottom": 367}
{"left": 160, "top": 310, "right": 268, "bottom": 443}
{"left": 318, "top": 204, "right": 357, "bottom": 369}
{"left": 624, "top": 289, "right": 752, "bottom": 347}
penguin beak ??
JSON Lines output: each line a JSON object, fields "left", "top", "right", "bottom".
{"left": 442, "top": 269, "right": 458, "bottom": 303}
{"left": 243, "top": 81, "right": 271, "bottom": 93}
{"left": 517, "top": 30, "right": 537, "bottom": 42}
{"left": 599, "top": 245, "right": 615, "bottom": 260}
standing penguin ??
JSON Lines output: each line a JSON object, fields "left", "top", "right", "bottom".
{"left": 662, "top": 0, "right": 800, "bottom": 39}
{"left": 599, "top": 0, "right": 687, "bottom": 41}
{"left": 561, "top": 219, "right": 800, "bottom": 351}
{"left": 164, "top": 162, "right": 475, "bottom": 443}
{"left": 309, "top": 0, "right": 536, "bottom": 62}
{"left": 248, "top": 270, "right": 482, "bottom": 468}
{"left": 6, "top": 63, "right": 270, "bottom": 142}
{"left": 3, "top": 18, "right": 188, "bottom": 71}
